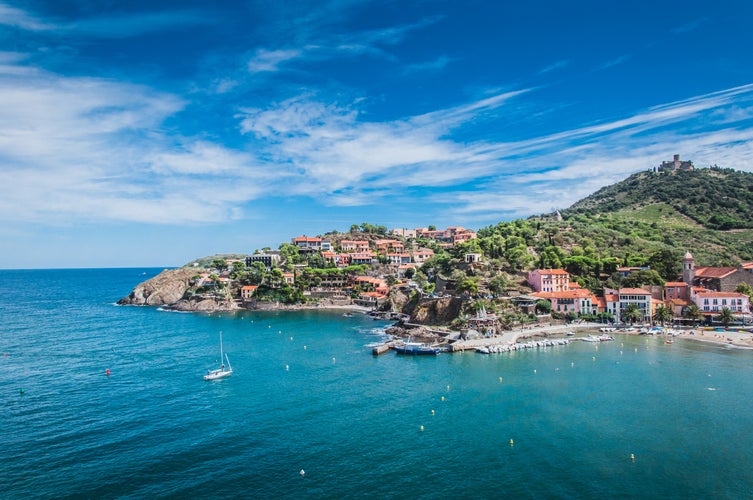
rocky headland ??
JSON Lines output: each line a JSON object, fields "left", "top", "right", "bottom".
{"left": 118, "top": 268, "right": 240, "bottom": 312}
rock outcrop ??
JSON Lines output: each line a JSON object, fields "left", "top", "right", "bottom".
{"left": 118, "top": 267, "right": 198, "bottom": 306}
{"left": 408, "top": 297, "right": 464, "bottom": 326}
{"left": 166, "top": 297, "right": 240, "bottom": 312}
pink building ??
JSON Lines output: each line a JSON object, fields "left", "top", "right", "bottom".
{"left": 531, "top": 289, "right": 597, "bottom": 315}
{"left": 664, "top": 281, "right": 689, "bottom": 301}
{"left": 340, "top": 240, "right": 370, "bottom": 252}
{"left": 691, "top": 288, "right": 750, "bottom": 315}
{"left": 411, "top": 248, "right": 434, "bottom": 264}
{"left": 528, "top": 269, "right": 570, "bottom": 292}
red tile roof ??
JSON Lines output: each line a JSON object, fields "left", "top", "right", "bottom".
{"left": 619, "top": 288, "right": 652, "bottom": 295}
{"left": 695, "top": 267, "right": 738, "bottom": 279}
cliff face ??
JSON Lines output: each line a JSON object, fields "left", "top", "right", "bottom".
{"left": 408, "top": 297, "right": 464, "bottom": 326}
{"left": 118, "top": 267, "right": 197, "bottom": 306}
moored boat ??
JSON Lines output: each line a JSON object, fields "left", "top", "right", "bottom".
{"left": 394, "top": 342, "right": 440, "bottom": 355}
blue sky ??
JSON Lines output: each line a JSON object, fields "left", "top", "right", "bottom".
{"left": 2, "top": 0, "right": 753, "bottom": 269}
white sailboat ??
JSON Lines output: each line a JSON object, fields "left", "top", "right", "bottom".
{"left": 204, "top": 331, "right": 232, "bottom": 381}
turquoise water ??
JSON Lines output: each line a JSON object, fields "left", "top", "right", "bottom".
{"left": 3, "top": 268, "right": 753, "bottom": 498}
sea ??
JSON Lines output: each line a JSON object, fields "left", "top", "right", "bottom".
{"left": 3, "top": 268, "right": 753, "bottom": 499}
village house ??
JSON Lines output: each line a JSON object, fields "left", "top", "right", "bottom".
{"left": 241, "top": 285, "right": 258, "bottom": 300}
{"left": 322, "top": 251, "right": 351, "bottom": 268}
{"left": 605, "top": 287, "right": 653, "bottom": 323}
{"left": 390, "top": 228, "right": 417, "bottom": 238}
{"left": 291, "top": 236, "right": 322, "bottom": 252}
{"left": 245, "top": 252, "right": 281, "bottom": 270}
{"left": 387, "top": 253, "right": 412, "bottom": 266}
{"left": 528, "top": 269, "right": 570, "bottom": 292}
{"left": 414, "top": 226, "right": 477, "bottom": 246}
{"left": 373, "top": 239, "right": 404, "bottom": 255}
{"left": 465, "top": 253, "right": 482, "bottom": 264}
{"left": 340, "top": 240, "right": 370, "bottom": 253}
{"left": 690, "top": 288, "right": 750, "bottom": 315}
{"left": 350, "top": 252, "right": 376, "bottom": 265}
{"left": 531, "top": 289, "right": 598, "bottom": 316}
{"left": 411, "top": 248, "right": 434, "bottom": 264}
{"left": 664, "top": 281, "right": 690, "bottom": 301}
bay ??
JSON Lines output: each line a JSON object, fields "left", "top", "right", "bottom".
{"left": 2, "top": 268, "right": 753, "bottom": 499}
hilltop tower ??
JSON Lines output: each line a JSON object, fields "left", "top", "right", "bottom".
{"left": 682, "top": 251, "right": 696, "bottom": 285}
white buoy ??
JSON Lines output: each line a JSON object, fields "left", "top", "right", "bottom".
{"left": 285, "top": 365, "right": 289, "bottom": 371}
{"left": 446, "top": 385, "right": 451, "bottom": 391}
{"left": 332, "top": 357, "right": 336, "bottom": 363}
{"left": 420, "top": 425, "right": 424, "bottom": 431}
{"left": 441, "top": 396, "right": 445, "bottom": 401}
{"left": 431, "top": 409, "right": 435, "bottom": 415}
{"left": 533, "top": 369, "right": 537, "bottom": 373}
{"left": 630, "top": 453, "right": 635, "bottom": 462}
{"left": 300, "top": 469, "right": 305, "bottom": 477}
{"left": 304, "top": 345, "right": 307, "bottom": 350}
{"left": 510, "top": 439, "right": 514, "bottom": 446}
{"left": 571, "top": 362, "right": 574, "bottom": 367}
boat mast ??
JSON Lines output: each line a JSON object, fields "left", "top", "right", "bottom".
{"left": 219, "top": 331, "right": 224, "bottom": 364}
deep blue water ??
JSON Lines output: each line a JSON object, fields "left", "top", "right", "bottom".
{"left": 2, "top": 268, "right": 753, "bottom": 499}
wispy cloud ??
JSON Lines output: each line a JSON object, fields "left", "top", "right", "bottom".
{"left": 403, "top": 55, "right": 453, "bottom": 74}
{"left": 248, "top": 48, "right": 304, "bottom": 73}
{"left": 0, "top": 2, "right": 54, "bottom": 31}
{"left": 245, "top": 15, "right": 442, "bottom": 74}
{"left": 598, "top": 54, "right": 630, "bottom": 70}
{"left": 538, "top": 59, "right": 569, "bottom": 75}
{"left": 0, "top": 2, "right": 212, "bottom": 38}
{"left": 672, "top": 18, "right": 705, "bottom": 34}
{"left": 2, "top": 48, "right": 753, "bottom": 228}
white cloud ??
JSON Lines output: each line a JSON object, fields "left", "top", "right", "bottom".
{"left": 247, "top": 48, "right": 304, "bottom": 73}
{"left": 538, "top": 59, "right": 569, "bottom": 75}
{"left": 0, "top": 2, "right": 212, "bottom": 37}
{"left": 0, "top": 60, "right": 271, "bottom": 225}
{"left": 0, "top": 2, "right": 54, "bottom": 31}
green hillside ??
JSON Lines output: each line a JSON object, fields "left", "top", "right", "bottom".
{"left": 566, "top": 167, "right": 753, "bottom": 230}
{"left": 467, "top": 167, "right": 753, "bottom": 289}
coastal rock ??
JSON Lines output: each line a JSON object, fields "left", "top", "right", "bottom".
{"left": 408, "top": 297, "right": 463, "bottom": 326}
{"left": 167, "top": 297, "right": 241, "bottom": 312}
{"left": 118, "top": 267, "right": 198, "bottom": 306}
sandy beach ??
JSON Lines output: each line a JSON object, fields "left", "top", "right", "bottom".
{"left": 675, "top": 328, "right": 753, "bottom": 348}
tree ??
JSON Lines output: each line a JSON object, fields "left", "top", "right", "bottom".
{"left": 647, "top": 249, "right": 681, "bottom": 281}
{"left": 211, "top": 258, "right": 228, "bottom": 270}
{"left": 652, "top": 304, "right": 673, "bottom": 326}
{"left": 487, "top": 274, "right": 509, "bottom": 295}
{"left": 456, "top": 277, "right": 480, "bottom": 295}
{"left": 404, "top": 267, "right": 415, "bottom": 279}
{"left": 535, "top": 299, "right": 551, "bottom": 314}
{"left": 621, "top": 269, "right": 665, "bottom": 288}
{"left": 736, "top": 282, "right": 753, "bottom": 301}
{"left": 230, "top": 260, "right": 247, "bottom": 279}
{"left": 716, "top": 307, "right": 735, "bottom": 328}
{"left": 622, "top": 304, "right": 642, "bottom": 325}
{"left": 683, "top": 303, "right": 704, "bottom": 326}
